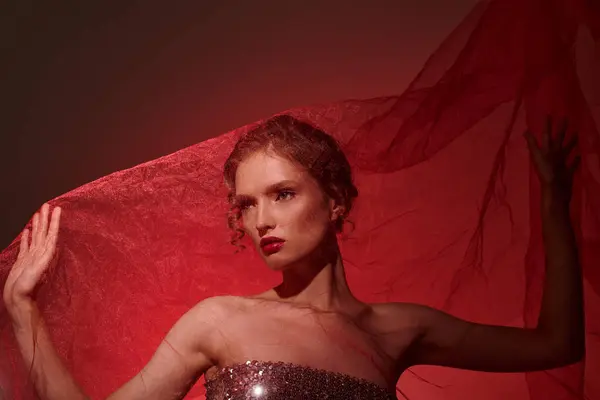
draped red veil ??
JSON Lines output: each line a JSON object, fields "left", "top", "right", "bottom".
{"left": 1, "top": 0, "right": 599, "bottom": 398}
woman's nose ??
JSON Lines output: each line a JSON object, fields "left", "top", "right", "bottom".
{"left": 255, "top": 202, "right": 275, "bottom": 234}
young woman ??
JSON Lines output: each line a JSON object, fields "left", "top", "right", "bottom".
{"left": 3, "top": 115, "right": 583, "bottom": 399}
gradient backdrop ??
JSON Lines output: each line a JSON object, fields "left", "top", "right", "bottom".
{"left": 2, "top": 0, "right": 477, "bottom": 248}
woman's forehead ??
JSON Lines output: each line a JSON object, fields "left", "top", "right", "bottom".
{"left": 235, "top": 152, "right": 306, "bottom": 193}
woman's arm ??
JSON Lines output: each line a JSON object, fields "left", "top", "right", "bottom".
{"left": 4, "top": 204, "right": 220, "bottom": 399}
{"left": 10, "top": 297, "right": 220, "bottom": 400}
{"left": 106, "top": 299, "right": 222, "bottom": 400}
{"left": 535, "top": 181, "right": 584, "bottom": 360}
{"left": 388, "top": 119, "right": 584, "bottom": 372}
{"left": 10, "top": 301, "right": 88, "bottom": 399}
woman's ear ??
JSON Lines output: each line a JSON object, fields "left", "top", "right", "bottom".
{"left": 329, "top": 198, "right": 346, "bottom": 223}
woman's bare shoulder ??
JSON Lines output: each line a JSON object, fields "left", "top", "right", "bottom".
{"left": 187, "top": 295, "right": 252, "bottom": 319}
{"left": 369, "top": 301, "right": 428, "bottom": 318}
{"left": 365, "top": 301, "right": 428, "bottom": 333}
{"left": 362, "top": 302, "right": 429, "bottom": 365}
{"left": 174, "top": 296, "right": 252, "bottom": 360}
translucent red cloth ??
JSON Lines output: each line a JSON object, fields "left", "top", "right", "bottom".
{"left": 1, "top": 0, "right": 599, "bottom": 398}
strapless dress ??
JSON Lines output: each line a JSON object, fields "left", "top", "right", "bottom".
{"left": 204, "top": 360, "right": 397, "bottom": 399}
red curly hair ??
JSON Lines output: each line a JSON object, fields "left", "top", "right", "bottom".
{"left": 223, "top": 115, "right": 358, "bottom": 249}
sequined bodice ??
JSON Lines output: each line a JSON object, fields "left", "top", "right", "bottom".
{"left": 204, "top": 360, "right": 397, "bottom": 400}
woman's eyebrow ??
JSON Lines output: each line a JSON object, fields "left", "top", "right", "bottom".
{"left": 235, "top": 180, "right": 300, "bottom": 202}
{"left": 265, "top": 180, "right": 298, "bottom": 193}
{"left": 233, "top": 194, "right": 253, "bottom": 204}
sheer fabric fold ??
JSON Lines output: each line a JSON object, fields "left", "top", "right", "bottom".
{"left": 1, "top": 0, "right": 598, "bottom": 398}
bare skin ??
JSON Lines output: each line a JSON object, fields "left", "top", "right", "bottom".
{"left": 3, "top": 118, "right": 583, "bottom": 399}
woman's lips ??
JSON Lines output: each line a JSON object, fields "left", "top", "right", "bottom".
{"left": 261, "top": 241, "right": 284, "bottom": 255}
{"left": 260, "top": 237, "right": 285, "bottom": 255}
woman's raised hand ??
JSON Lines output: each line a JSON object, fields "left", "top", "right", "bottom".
{"left": 3, "top": 203, "right": 61, "bottom": 314}
{"left": 524, "top": 117, "right": 580, "bottom": 204}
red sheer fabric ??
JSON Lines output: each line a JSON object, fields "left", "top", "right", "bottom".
{"left": 1, "top": 0, "right": 598, "bottom": 398}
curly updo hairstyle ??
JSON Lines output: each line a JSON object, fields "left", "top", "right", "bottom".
{"left": 223, "top": 115, "right": 358, "bottom": 248}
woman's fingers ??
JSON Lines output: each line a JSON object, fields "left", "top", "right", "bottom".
{"left": 524, "top": 130, "right": 546, "bottom": 166}
{"left": 16, "top": 203, "right": 61, "bottom": 263}
{"left": 544, "top": 116, "right": 570, "bottom": 153}
{"left": 556, "top": 119, "right": 568, "bottom": 149}
{"left": 27, "top": 206, "right": 60, "bottom": 278}
{"left": 31, "top": 207, "right": 61, "bottom": 281}
{"left": 45, "top": 207, "right": 61, "bottom": 249}
{"left": 34, "top": 203, "right": 49, "bottom": 247}
{"left": 17, "top": 229, "right": 29, "bottom": 259}
{"left": 4, "top": 204, "right": 62, "bottom": 303}
{"left": 39, "top": 203, "right": 49, "bottom": 244}
{"left": 31, "top": 212, "right": 39, "bottom": 248}
{"left": 28, "top": 203, "right": 54, "bottom": 250}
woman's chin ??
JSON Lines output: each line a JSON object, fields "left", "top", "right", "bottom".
{"left": 260, "top": 252, "right": 295, "bottom": 271}
{"left": 262, "top": 257, "right": 289, "bottom": 271}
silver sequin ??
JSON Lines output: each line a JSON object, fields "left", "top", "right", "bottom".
{"left": 205, "top": 360, "right": 397, "bottom": 399}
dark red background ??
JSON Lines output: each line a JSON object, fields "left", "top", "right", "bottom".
{"left": 1, "top": 0, "right": 476, "bottom": 249}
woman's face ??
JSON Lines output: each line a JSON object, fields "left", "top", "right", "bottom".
{"left": 234, "top": 150, "right": 336, "bottom": 270}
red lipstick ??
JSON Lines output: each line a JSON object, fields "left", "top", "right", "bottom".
{"left": 260, "top": 236, "right": 285, "bottom": 255}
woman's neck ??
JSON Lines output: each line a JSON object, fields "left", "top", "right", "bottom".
{"left": 273, "top": 244, "right": 360, "bottom": 312}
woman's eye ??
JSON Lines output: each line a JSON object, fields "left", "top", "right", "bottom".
{"left": 238, "top": 202, "right": 252, "bottom": 211}
{"left": 276, "top": 190, "right": 295, "bottom": 201}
